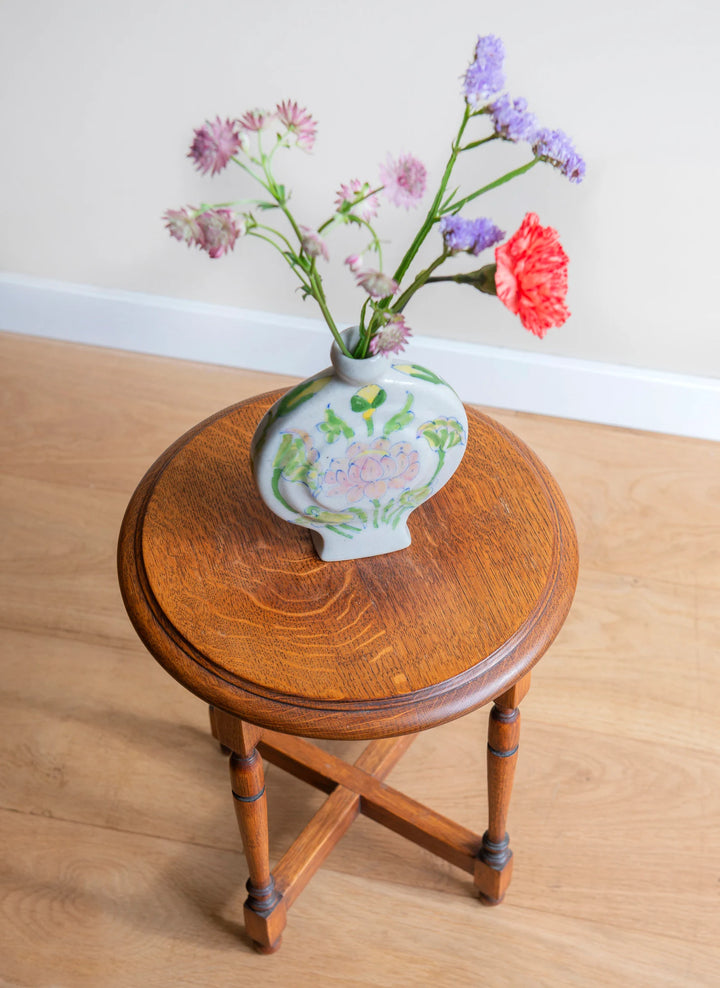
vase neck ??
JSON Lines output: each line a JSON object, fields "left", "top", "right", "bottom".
{"left": 331, "top": 327, "right": 386, "bottom": 384}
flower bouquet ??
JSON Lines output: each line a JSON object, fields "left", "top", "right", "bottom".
{"left": 165, "top": 34, "right": 583, "bottom": 358}
{"left": 164, "top": 35, "right": 585, "bottom": 560}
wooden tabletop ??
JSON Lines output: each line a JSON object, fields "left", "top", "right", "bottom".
{"left": 118, "top": 391, "right": 578, "bottom": 740}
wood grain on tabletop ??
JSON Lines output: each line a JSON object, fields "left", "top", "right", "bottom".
{"left": 118, "top": 391, "right": 577, "bottom": 737}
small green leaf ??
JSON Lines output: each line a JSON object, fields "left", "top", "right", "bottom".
{"left": 319, "top": 407, "right": 355, "bottom": 443}
{"left": 350, "top": 395, "right": 371, "bottom": 413}
{"left": 383, "top": 394, "right": 415, "bottom": 436}
{"left": 277, "top": 376, "right": 331, "bottom": 417}
{"left": 370, "top": 388, "right": 387, "bottom": 409}
{"left": 393, "top": 363, "right": 448, "bottom": 386}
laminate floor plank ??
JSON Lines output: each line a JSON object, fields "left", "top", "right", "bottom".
{"left": 0, "top": 331, "right": 295, "bottom": 494}
{"left": 1, "top": 810, "right": 717, "bottom": 988}
{"left": 489, "top": 409, "right": 720, "bottom": 591}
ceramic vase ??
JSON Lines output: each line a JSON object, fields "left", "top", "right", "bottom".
{"left": 251, "top": 329, "right": 468, "bottom": 561}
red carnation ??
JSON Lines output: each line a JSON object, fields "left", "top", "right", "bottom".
{"left": 494, "top": 212, "right": 570, "bottom": 338}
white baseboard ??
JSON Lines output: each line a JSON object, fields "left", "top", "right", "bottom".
{"left": 1, "top": 272, "right": 718, "bottom": 441}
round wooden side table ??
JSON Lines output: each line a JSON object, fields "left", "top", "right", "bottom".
{"left": 118, "top": 391, "right": 578, "bottom": 953}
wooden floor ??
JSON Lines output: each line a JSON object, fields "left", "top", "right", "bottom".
{"left": 1, "top": 331, "right": 718, "bottom": 987}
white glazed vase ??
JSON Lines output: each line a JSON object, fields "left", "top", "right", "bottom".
{"left": 251, "top": 329, "right": 468, "bottom": 561}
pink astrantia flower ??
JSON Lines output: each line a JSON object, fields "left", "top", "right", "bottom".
{"left": 163, "top": 207, "right": 202, "bottom": 246}
{"left": 355, "top": 268, "right": 398, "bottom": 299}
{"left": 369, "top": 314, "right": 412, "bottom": 356}
{"left": 188, "top": 117, "right": 246, "bottom": 176}
{"left": 379, "top": 153, "right": 427, "bottom": 209}
{"left": 239, "top": 108, "right": 273, "bottom": 132}
{"left": 195, "top": 208, "right": 245, "bottom": 258}
{"left": 344, "top": 253, "right": 363, "bottom": 274}
{"left": 494, "top": 212, "right": 570, "bottom": 338}
{"left": 322, "top": 439, "right": 421, "bottom": 503}
{"left": 335, "top": 179, "right": 380, "bottom": 222}
{"left": 275, "top": 100, "right": 317, "bottom": 151}
{"left": 300, "top": 226, "right": 329, "bottom": 261}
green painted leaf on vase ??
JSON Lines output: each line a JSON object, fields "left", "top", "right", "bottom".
{"left": 393, "top": 363, "right": 448, "bottom": 386}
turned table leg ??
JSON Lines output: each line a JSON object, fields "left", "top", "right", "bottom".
{"left": 211, "top": 708, "right": 287, "bottom": 952}
{"left": 474, "top": 672, "right": 531, "bottom": 904}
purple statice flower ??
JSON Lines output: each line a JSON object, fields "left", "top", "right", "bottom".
{"left": 188, "top": 117, "right": 246, "bottom": 176}
{"left": 379, "top": 153, "right": 427, "bottom": 210}
{"left": 300, "top": 226, "right": 329, "bottom": 262}
{"left": 463, "top": 35, "right": 505, "bottom": 108}
{"left": 532, "top": 128, "right": 586, "bottom": 183}
{"left": 440, "top": 215, "right": 505, "bottom": 256}
{"left": 356, "top": 268, "right": 398, "bottom": 299}
{"left": 489, "top": 95, "right": 538, "bottom": 143}
{"left": 369, "top": 314, "right": 412, "bottom": 356}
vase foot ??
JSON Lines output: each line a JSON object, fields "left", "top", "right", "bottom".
{"left": 311, "top": 524, "right": 411, "bottom": 562}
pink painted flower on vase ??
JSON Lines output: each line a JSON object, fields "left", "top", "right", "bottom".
{"left": 494, "top": 212, "right": 570, "bottom": 338}
{"left": 188, "top": 117, "right": 246, "bottom": 176}
{"left": 322, "top": 439, "right": 421, "bottom": 503}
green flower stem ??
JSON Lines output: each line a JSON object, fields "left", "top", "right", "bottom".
{"left": 391, "top": 251, "right": 449, "bottom": 314}
{"left": 358, "top": 297, "right": 370, "bottom": 336}
{"left": 355, "top": 331, "right": 371, "bottom": 360}
{"left": 252, "top": 144, "right": 353, "bottom": 358}
{"left": 439, "top": 187, "right": 460, "bottom": 213}
{"left": 456, "top": 134, "right": 499, "bottom": 153}
{"left": 391, "top": 104, "right": 471, "bottom": 287}
{"left": 444, "top": 158, "right": 540, "bottom": 216}
{"left": 431, "top": 448, "right": 446, "bottom": 484}
{"left": 278, "top": 201, "right": 303, "bottom": 240}
{"left": 317, "top": 214, "right": 341, "bottom": 235}
{"left": 308, "top": 264, "right": 353, "bottom": 356}
{"left": 247, "top": 230, "right": 312, "bottom": 293}
{"left": 230, "top": 155, "right": 273, "bottom": 196}
{"left": 271, "top": 467, "right": 296, "bottom": 514}
{"left": 325, "top": 524, "right": 353, "bottom": 539}
{"left": 272, "top": 205, "right": 348, "bottom": 351}
{"left": 254, "top": 221, "right": 296, "bottom": 254}
{"left": 317, "top": 213, "right": 384, "bottom": 270}
{"left": 198, "top": 199, "right": 242, "bottom": 210}
{"left": 362, "top": 219, "right": 384, "bottom": 269}
{"left": 278, "top": 234, "right": 348, "bottom": 352}
{"left": 356, "top": 304, "right": 388, "bottom": 358}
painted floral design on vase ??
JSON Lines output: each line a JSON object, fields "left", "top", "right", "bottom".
{"left": 251, "top": 329, "right": 468, "bottom": 561}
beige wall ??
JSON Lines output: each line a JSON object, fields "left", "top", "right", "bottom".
{"left": 1, "top": 0, "right": 718, "bottom": 377}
